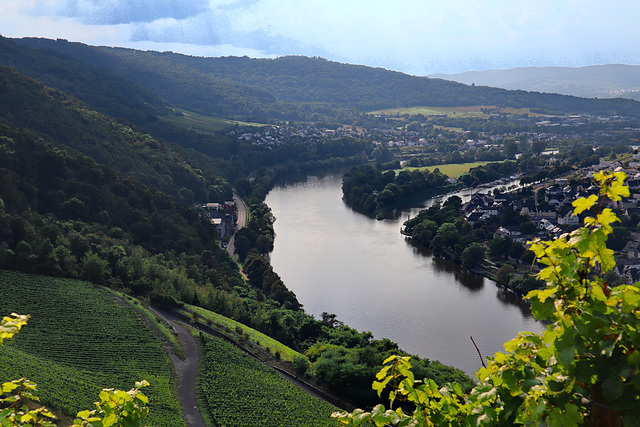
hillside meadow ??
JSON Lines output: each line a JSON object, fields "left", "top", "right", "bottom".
{"left": 368, "top": 105, "right": 546, "bottom": 118}
{"left": 399, "top": 162, "right": 490, "bottom": 178}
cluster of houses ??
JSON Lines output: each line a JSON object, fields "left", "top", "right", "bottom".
{"left": 232, "top": 125, "right": 367, "bottom": 146}
{"left": 231, "top": 122, "right": 568, "bottom": 150}
{"left": 229, "top": 111, "right": 637, "bottom": 152}
{"left": 463, "top": 161, "right": 640, "bottom": 284}
{"left": 201, "top": 201, "right": 236, "bottom": 238}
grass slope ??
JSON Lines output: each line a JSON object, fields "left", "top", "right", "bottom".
{"left": 185, "top": 304, "right": 304, "bottom": 362}
{"left": 161, "top": 109, "right": 266, "bottom": 134}
{"left": 369, "top": 105, "right": 546, "bottom": 118}
{"left": 400, "top": 162, "right": 490, "bottom": 178}
{"left": 199, "top": 334, "right": 338, "bottom": 427}
{"left": 0, "top": 269, "right": 185, "bottom": 427}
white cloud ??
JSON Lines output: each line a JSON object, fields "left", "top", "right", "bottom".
{"left": 2, "top": 0, "right": 640, "bottom": 74}
{"left": 16, "top": 0, "right": 211, "bottom": 25}
{"left": 0, "top": 10, "right": 132, "bottom": 46}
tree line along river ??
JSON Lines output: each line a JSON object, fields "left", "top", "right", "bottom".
{"left": 265, "top": 170, "right": 544, "bottom": 377}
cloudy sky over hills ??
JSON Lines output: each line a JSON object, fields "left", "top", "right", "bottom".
{"left": 1, "top": 0, "right": 639, "bottom": 75}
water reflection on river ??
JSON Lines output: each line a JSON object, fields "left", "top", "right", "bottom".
{"left": 265, "top": 171, "right": 543, "bottom": 377}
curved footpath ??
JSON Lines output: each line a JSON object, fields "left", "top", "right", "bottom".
{"left": 151, "top": 308, "right": 206, "bottom": 427}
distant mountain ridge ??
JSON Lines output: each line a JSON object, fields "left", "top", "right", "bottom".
{"left": 11, "top": 37, "right": 640, "bottom": 120}
{"left": 429, "top": 65, "right": 640, "bottom": 101}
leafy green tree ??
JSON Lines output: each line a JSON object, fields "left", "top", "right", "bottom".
{"left": 495, "top": 264, "right": 515, "bottom": 286}
{"left": 503, "top": 139, "right": 519, "bottom": 159}
{"left": 488, "top": 236, "right": 512, "bottom": 259}
{"left": 333, "top": 171, "right": 640, "bottom": 426}
{"left": 531, "top": 140, "right": 546, "bottom": 154}
{"left": 81, "top": 252, "right": 109, "bottom": 284}
{"left": 460, "top": 244, "right": 485, "bottom": 269}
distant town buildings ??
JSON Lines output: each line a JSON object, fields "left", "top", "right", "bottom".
{"left": 202, "top": 201, "right": 236, "bottom": 238}
{"left": 463, "top": 161, "right": 640, "bottom": 284}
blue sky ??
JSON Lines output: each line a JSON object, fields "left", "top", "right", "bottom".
{"left": 1, "top": 0, "right": 639, "bottom": 75}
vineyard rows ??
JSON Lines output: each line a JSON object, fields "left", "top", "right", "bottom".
{"left": 0, "top": 269, "right": 185, "bottom": 426}
{"left": 199, "top": 333, "right": 339, "bottom": 427}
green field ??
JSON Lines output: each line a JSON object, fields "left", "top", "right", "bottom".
{"left": 161, "top": 109, "right": 266, "bottom": 134}
{"left": 368, "top": 105, "right": 544, "bottom": 118}
{"left": 398, "top": 162, "right": 489, "bottom": 178}
{"left": 185, "top": 304, "right": 304, "bottom": 362}
{"left": 199, "top": 334, "right": 338, "bottom": 427}
{"left": 0, "top": 270, "right": 185, "bottom": 426}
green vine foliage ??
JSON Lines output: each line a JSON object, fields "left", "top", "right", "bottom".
{"left": 333, "top": 171, "right": 640, "bottom": 426}
{"left": 1, "top": 313, "right": 150, "bottom": 427}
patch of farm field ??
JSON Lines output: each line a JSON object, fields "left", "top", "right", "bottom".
{"left": 0, "top": 269, "right": 185, "bottom": 426}
{"left": 161, "top": 109, "right": 265, "bottom": 134}
{"left": 368, "top": 105, "right": 490, "bottom": 118}
{"left": 399, "top": 162, "right": 489, "bottom": 178}
{"left": 368, "top": 105, "right": 545, "bottom": 118}
{"left": 199, "top": 334, "right": 338, "bottom": 427}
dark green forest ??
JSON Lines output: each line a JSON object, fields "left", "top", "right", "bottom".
{"left": 342, "top": 165, "right": 456, "bottom": 218}
{"left": 13, "top": 36, "right": 640, "bottom": 122}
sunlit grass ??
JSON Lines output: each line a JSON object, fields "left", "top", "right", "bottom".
{"left": 368, "top": 105, "right": 545, "bottom": 118}
{"left": 399, "top": 162, "right": 489, "bottom": 178}
{"left": 183, "top": 304, "right": 304, "bottom": 362}
{"left": 161, "top": 109, "right": 266, "bottom": 134}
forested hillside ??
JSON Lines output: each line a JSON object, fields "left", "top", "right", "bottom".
{"left": 0, "top": 114, "right": 242, "bottom": 300}
{"left": 0, "top": 65, "right": 233, "bottom": 204}
{"left": 0, "top": 36, "right": 165, "bottom": 125}
{"left": 13, "top": 37, "right": 640, "bottom": 121}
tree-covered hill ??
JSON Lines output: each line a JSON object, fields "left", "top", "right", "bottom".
{"left": 0, "top": 114, "right": 242, "bottom": 296}
{"left": 0, "top": 64, "right": 232, "bottom": 203}
{"left": 10, "top": 36, "right": 280, "bottom": 121}
{"left": 0, "top": 35, "right": 165, "bottom": 125}
{"left": 13, "top": 37, "right": 640, "bottom": 120}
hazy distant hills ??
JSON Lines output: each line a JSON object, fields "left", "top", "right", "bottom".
{"left": 8, "top": 36, "right": 640, "bottom": 120}
{"left": 429, "top": 65, "right": 640, "bottom": 101}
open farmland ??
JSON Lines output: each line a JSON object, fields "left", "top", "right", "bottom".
{"left": 368, "top": 105, "right": 544, "bottom": 118}
{"left": 0, "top": 269, "right": 185, "bottom": 426}
{"left": 199, "top": 334, "right": 338, "bottom": 427}
{"left": 161, "top": 108, "right": 266, "bottom": 134}
{"left": 400, "top": 162, "right": 489, "bottom": 178}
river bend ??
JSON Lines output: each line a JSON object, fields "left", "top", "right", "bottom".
{"left": 266, "top": 172, "right": 543, "bottom": 377}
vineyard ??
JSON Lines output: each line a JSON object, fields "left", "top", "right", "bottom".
{"left": 199, "top": 333, "right": 339, "bottom": 426}
{"left": 0, "top": 269, "right": 185, "bottom": 426}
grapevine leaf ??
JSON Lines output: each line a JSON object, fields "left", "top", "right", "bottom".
{"left": 572, "top": 195, "right": 598, "bottom": 215}
{"left": 372, "top": 376, "right": 392, "bottom": 397}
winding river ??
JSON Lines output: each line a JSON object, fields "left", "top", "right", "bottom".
{"left": 265, "top": 171, "right": 544, "bottom": 377}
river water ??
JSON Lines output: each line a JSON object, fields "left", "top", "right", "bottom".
{"left": 265, "top": 171, "right": 543, "bottom": 377}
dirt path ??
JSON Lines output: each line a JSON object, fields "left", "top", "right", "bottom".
{"left": 153, "top": 309, "right": 206, "bottom": 427}
{"left": 158, "top": 308, "right": 346, "bottom": 409}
